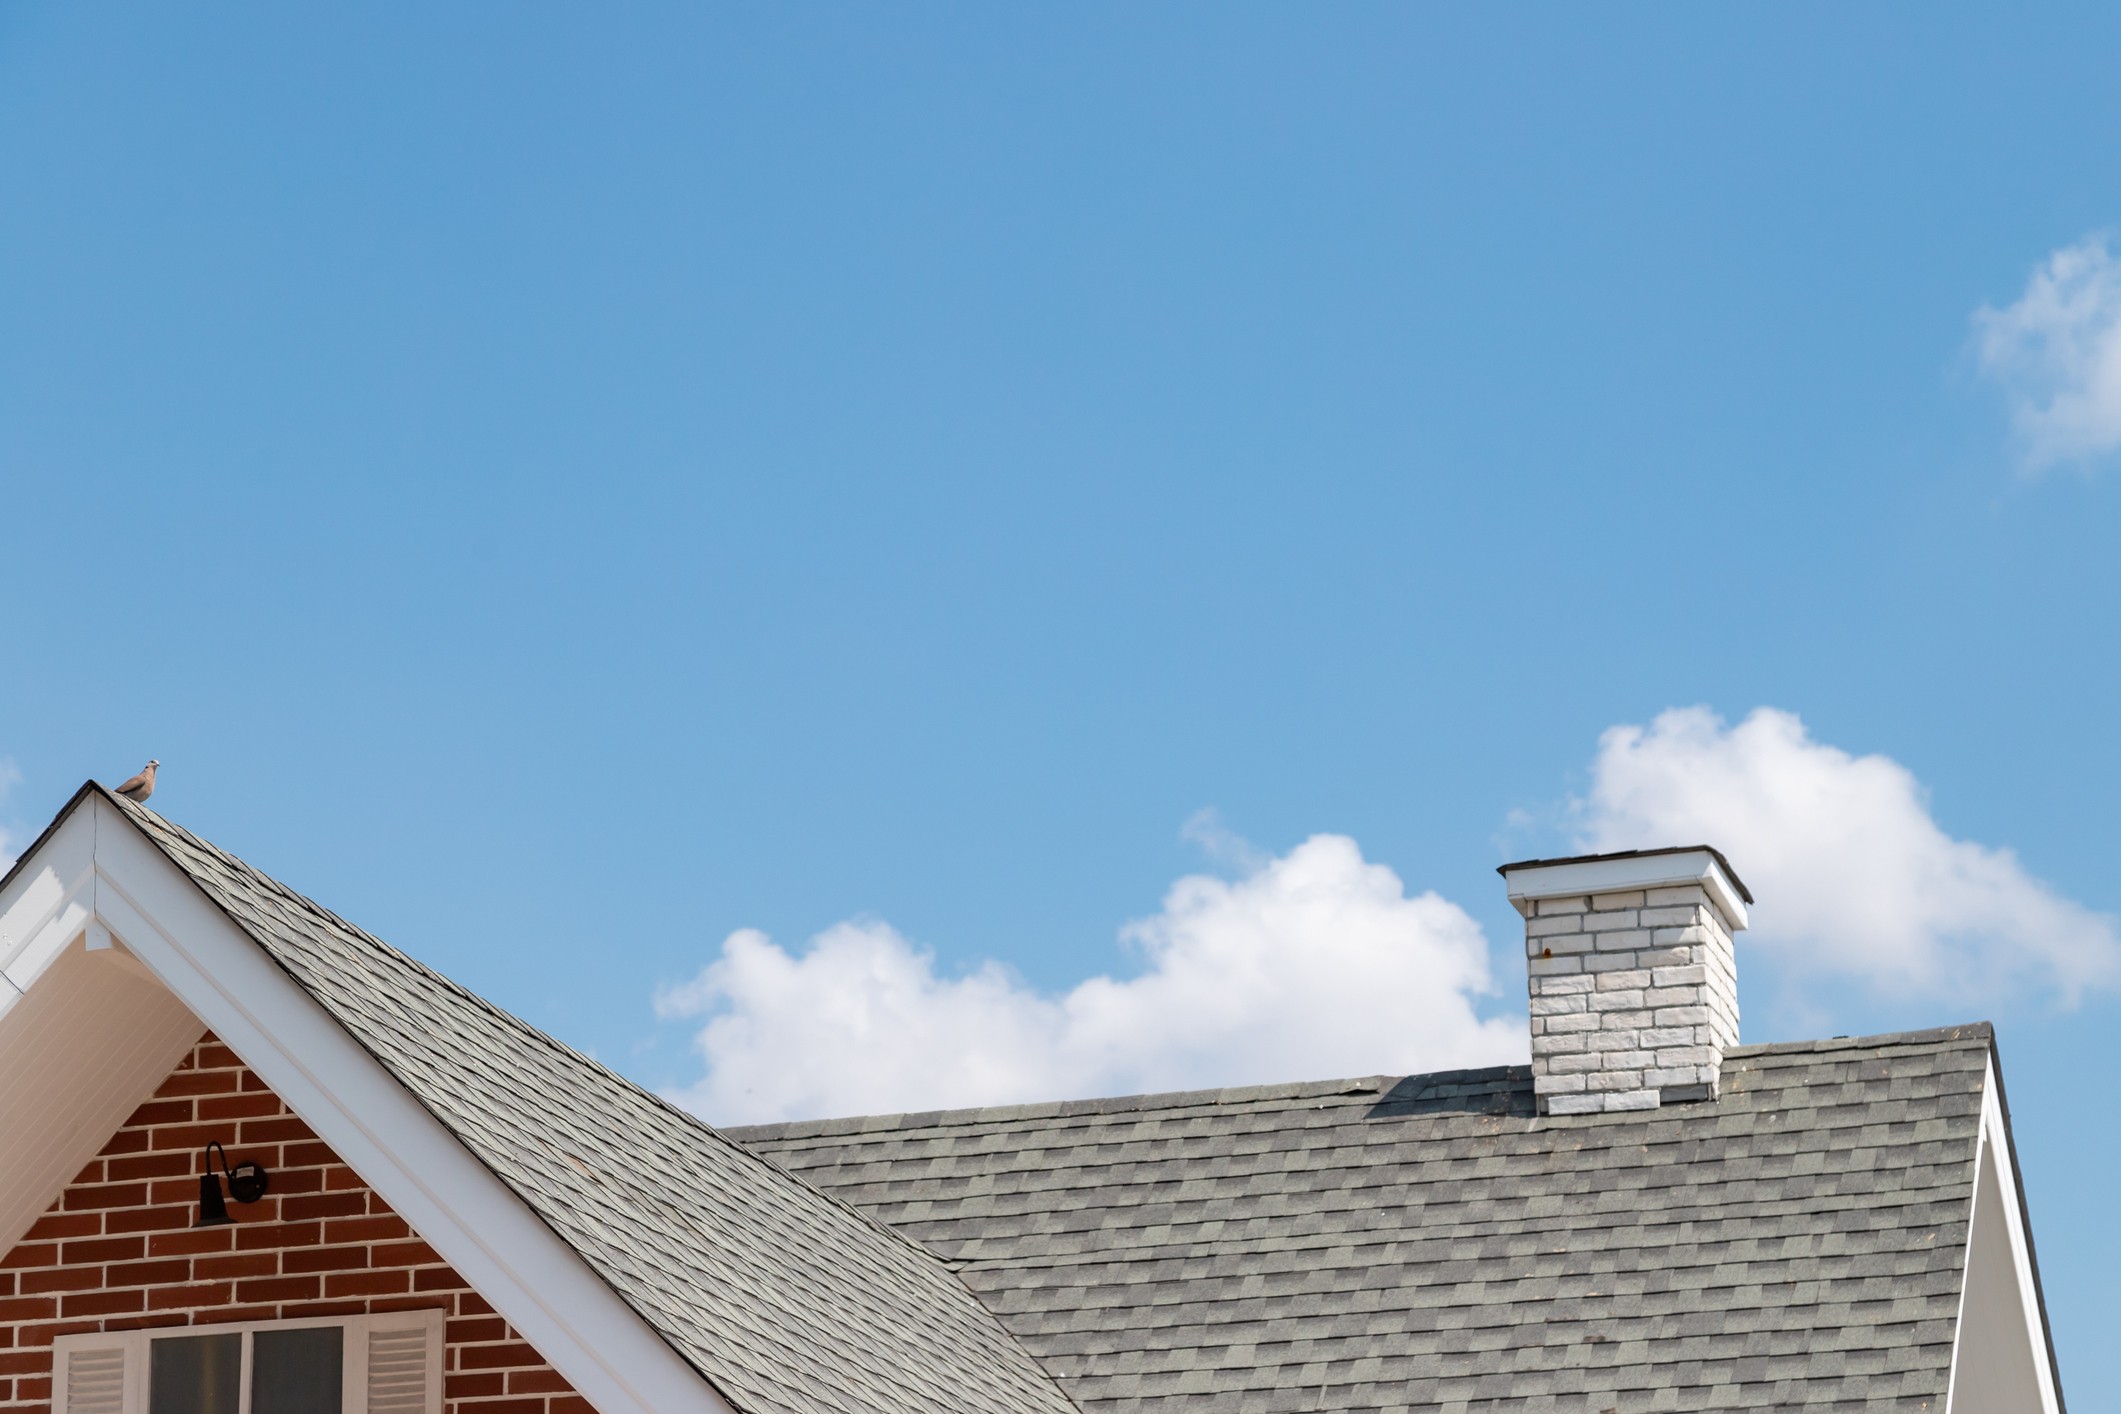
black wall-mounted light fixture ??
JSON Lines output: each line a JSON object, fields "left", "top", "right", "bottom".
{"left": 196, "top": 1141, "right": 270, "bottom": 1227}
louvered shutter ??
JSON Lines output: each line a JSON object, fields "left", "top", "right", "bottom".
{"left": 360, "top": 1310, "right": 443, "bottom": 1414}
{"left": 54, "top": 1336, "right": 136, "bottom": 1414}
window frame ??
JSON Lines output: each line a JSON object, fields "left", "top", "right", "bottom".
{"left": 53, "top": 1309, "right": 444, "bottom": 1414}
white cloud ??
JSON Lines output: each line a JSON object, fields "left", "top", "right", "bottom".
{"left": 657, "top": 832, "right": 1523, "bottom": 1125}
{"left": 1577, "top": 706, "right": 2120, "bottom": 1002}
{"left": 656, "top": 710, "right": 2116, "bottom": 1123}
{"left": 1975, "top": 235, "right": 2121, "bottom": 467}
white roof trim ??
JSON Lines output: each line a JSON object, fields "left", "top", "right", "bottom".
{"left": 4, "top": 794, "right": 733, "bottom": 1414}
{"left": 1944, "top": 1055, "right": 2064, "bottom": 1414}
{"left": 1501, "top": 848, "right": 1749, "bottom": 932}
{"left": 0, "top": 805, "right": 206, "bottom": 1261}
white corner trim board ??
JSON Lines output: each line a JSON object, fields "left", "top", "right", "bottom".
{"left": 4, "top": 794, "right": 733, "bottom": 1414}
{"left": 1943, "top": 1056, "right": 2063, "bottom": 1414}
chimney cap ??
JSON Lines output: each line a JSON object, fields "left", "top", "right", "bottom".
{"left": 1498, "top": 844, "right": 1750, "bottom": 929}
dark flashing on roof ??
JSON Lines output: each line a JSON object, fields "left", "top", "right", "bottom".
{"left": 1496, "top": 843, "right": 1754, "bottom": 903}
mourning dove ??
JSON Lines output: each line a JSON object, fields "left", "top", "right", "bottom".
{"left": 115, "top": 760, "right": 159, "bottom": 803}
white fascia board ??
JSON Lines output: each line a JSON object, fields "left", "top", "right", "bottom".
{"left": 1501, "top": 849, "right": 1749, "bottom": 932}
{"left": 1945, "top": 1055, "right": 2064, "bottom": 1414}
{"left": 84, "top": 797, "right": 732, "bottom": 1414}
{"left": 0, "top": 804, "right": 97, "bottom": 1003}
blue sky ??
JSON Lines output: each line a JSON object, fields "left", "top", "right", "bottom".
{"left": 5, "top": 3, "right": 2120, "bottom": 1397}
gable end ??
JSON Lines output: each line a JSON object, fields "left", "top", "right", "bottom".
{"left": 0, "top": 1036, "right": 587, "bottom": 1414}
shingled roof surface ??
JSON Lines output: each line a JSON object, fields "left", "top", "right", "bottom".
{"left": 730, "top": 1027, "right": 1996, "bottom": 1414}
{"left": 102, "top": 789, "right": 1078, "bottom": 1414}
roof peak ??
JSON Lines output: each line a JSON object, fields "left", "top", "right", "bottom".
{"left": 4, "top": 780, "right": 1079, "bottom": 1414}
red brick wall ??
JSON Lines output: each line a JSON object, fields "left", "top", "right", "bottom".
{"left": 0, "top": 1033, "right": 588, "bottom": 1414}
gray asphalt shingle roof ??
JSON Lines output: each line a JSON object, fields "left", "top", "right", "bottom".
{"left": 730, "top": 1028, "right": 1996, "bottom": 1414}
{"left": 103, "top": 788, "right": 1078, "bottom": 1414}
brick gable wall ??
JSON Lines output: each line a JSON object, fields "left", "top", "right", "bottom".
{"left": 0, "top": 1034, "right": 589, "bottom": 1414}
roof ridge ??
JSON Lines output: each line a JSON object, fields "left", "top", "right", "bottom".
{"left": 728, "top": 1071, "right": 1451, "bottom": 1139}
{"left": 726, "top": 1028, "right": 1994, "bottom": 1139}
{"left": 1726, "top": 1022, "right": 1994, "bottom": 1057}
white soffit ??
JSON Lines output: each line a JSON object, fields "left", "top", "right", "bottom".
{"left": 0, "top": 804, "right": 207, "bottom": 1256}
{"left": 1501, "top": 848, "right": 1749, "bottom": 932}
{"left": 0, "top": 946, "right": 204, "bottom": 1259}
{"left": 0, "top": 793, "right": 732, "bottom": 1414}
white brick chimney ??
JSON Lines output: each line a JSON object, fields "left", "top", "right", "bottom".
{"left": 1499, "top": 846, "right": 1749, "bottom": 1116}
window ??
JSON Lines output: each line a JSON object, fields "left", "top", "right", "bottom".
{"left": 53, "top": 1312, "right": 442, "bottom": 1414}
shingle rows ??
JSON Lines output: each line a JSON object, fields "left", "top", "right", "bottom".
{"left": 735, "top": 1027, "right": 1990, "bottom": 1414}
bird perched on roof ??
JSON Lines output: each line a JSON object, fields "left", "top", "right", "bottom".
{"left": 115, "top": 760, "right": 159, "bottom": 804}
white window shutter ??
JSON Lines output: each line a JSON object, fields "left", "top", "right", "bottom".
{"left": 361, "top": 1310, "right": 443, "bottom": 1414}
{"left": 52, "top": 1335, "right": 136, "bottom": 1414}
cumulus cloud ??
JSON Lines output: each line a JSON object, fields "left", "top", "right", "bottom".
{"left": 1975, "top": 235, "right": 2121, "bottom": 467}
{"left": 1577, "top": 706, "right": 2119, "bottom": 1002}
{"left": 657, "top": 832, "right": 1522, "bottom": 1124}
